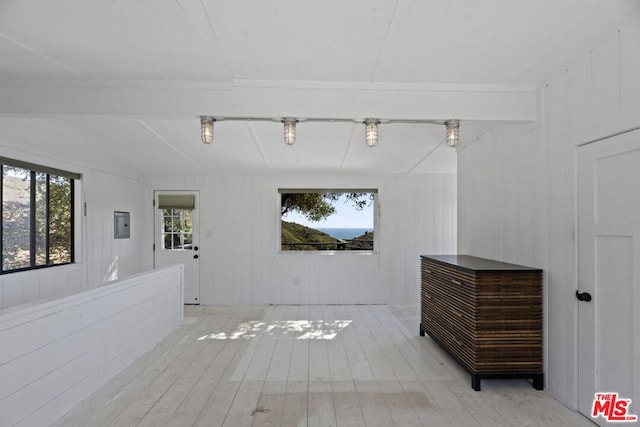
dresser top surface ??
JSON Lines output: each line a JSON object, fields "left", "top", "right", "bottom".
{"left": 421, "top": 255, "right": 542, "bottom": 272}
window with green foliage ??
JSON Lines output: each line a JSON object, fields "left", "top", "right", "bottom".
{"left": 1, "top": 157, "right": 78, "bottom": 274}
{"left": 279, "top": 189, "right": 377, "bottom": 252}
{"left": 161, "top": 208, "right": 193, "bottom": 250}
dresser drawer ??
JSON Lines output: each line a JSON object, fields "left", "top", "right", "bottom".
{"left": 422, "top": 291, "right": 475, "bottom": 341}
{"left": 421, "top": 313, "right": 477, "bottom": 372}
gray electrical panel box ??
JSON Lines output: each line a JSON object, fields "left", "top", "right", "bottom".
{"left": 114, "top": 211, "right": 130, "bottom": 239}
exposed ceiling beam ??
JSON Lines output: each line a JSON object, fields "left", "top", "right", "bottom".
{"left": 0, "top": 80, "right": 538, "bottom": 122}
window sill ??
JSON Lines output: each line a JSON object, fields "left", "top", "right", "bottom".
{"left": 278, "top": 250, "right": 378, "bottom": 256}
{"left": 0, "top": 262, "right": 81, "bottom": 276}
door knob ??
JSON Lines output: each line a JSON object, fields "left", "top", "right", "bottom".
{"left": 576, "top": 290, "right": 592, "bottom": 302}
{"left": 193, "top": 254, "right": 199, "bottom": 259}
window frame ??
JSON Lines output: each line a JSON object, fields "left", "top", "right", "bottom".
{"left": 278, "top": 188, "right": 378, "bottom": 255}
{"left": 1, "top": 157, "right": 79, "bottom": 275}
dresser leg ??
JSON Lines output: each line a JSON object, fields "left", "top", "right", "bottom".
{"left": 419, "top": 324, "right": 425, "bottom": 337}
{"left": 471, "top": 375, "right": 481, "bottom": 391}
{"left": 532, "top": 374, "right": 544, "bottom": 390}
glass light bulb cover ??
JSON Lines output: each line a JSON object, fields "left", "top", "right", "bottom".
{"left": 445, "top": 120, "right": 459, "bottom": 147}
{"left": 365, "top": 119, "right": 379, "bottom": 147}
{"left": 283, "top": 120, "right": 296, "bottom": 145}
{"left": 201, "top": 117, "right": 214, "bottom": 144}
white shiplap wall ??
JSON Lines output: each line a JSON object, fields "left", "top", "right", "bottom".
{"left": 144, "top": 173, "right": 456, "bottom": 305}
{"left": 457, "top": 6, "right": 640, "bottom": 409}
{"left": 83, "top": 169, "right": 146, "bottom": 287}
{"left": 0, "top": 265, "right": 183, "bottom": 426}
{"left": 0, "top": 148, "right": 146, "bottom": 310}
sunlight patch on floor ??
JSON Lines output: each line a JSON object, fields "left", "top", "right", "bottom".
{"left": 197, "top": 319, "right": 352, "bottom": 340}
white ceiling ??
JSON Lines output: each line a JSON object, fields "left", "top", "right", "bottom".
{"left": 0, "top": 0, "right": 637, "bottom": 175}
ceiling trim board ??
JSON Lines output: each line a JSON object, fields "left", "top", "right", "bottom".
{"left": 246, "top": 122, "right": 272, "bottom": 170}
{"left": 406, "top": 140, "right": 446, "bottom": 174}
{"left": 339, "top": 123, "right": 358, "bottom": 171}
{"left": 197, "top": 0, "right": 236, "bottom": 80}
{"left": 369, "top": 0, "right": 401, "bottom": 83}
{"left": 0, "top": 32, "right": 87, "bottom": 80}
{"left": 172, "top": 0, "right": 234, "bottom": 82}
{"left": 33, "top": 119, "right": 141, "bottom": 179}
{"left": 136, "top": 119, "right": 196, "bottom": 166}
{"left": 231, "top": 79, "right": 538, "bottom": 93}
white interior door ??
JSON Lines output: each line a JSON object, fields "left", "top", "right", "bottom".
{"left": 154, "top": 191, "right": 200, "bottom": 304}
{"left": 577, "top": 130, "right": 640, "bottom": 424}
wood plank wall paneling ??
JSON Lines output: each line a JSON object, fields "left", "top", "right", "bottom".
{"left": 621, "top": 15, "right": 640, "bottom": 123}
{"left": 0, "top": 168, "right": 146, "bottom": 310}
{"left": 0, "top": 265, "right": 183, "bottom": 427}
{"left": 456, "top": 6, "right": 640, "bottom": 410}
{"left": 144, "top": 173, "right": 457, "bottom": 306}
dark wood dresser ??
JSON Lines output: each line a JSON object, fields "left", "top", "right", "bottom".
{"left": 420, "top": 255, "right": 543, "bottom": 391}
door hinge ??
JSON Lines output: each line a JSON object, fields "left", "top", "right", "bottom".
{"left": 153, "top": 243, "right": 156, "bottom": 251}
{"left": 152, "top": 199, "right": 155, "bottom": 207}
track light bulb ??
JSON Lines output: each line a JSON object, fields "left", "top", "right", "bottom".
{"left": 283, "top": 118, "right": 297, "bottom": 145}
{"left": 365, "top": 119, "right": 379, "bottom": 147}
{"left": 200, "top": 116, "right": 214, "bottom": 144}
{"left": 445, "top": 119, "right": 460, "bottom": 148}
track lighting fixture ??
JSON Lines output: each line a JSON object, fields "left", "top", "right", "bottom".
{"left": 364, "top": 119, "right": 380, "bottom": 147}
{"left": 283, "top": 118, "right": 297, "bottom": 145}
{"left": 197, "top": 116, "right": 461, "bottom": 148}
{"left": 200, "top": 116, "right": 214, "bottom": 144}
{"left": 445, "top": 119, "right": 460, "bottom": 148}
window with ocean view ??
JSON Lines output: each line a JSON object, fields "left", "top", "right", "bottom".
{"left": 279, "top": 189, "right": 377, "bottom": 252}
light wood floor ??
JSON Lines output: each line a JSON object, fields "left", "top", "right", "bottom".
{"left": 55, "top": 305, "right": 593, "bottom": 426}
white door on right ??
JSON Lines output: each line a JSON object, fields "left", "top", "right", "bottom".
{"left": 577, "top": 129, "right": 640, "bottom": 424}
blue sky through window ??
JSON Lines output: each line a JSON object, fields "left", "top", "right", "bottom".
{"left": 282, "top": 193, "right": 374, "bottom": 228}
